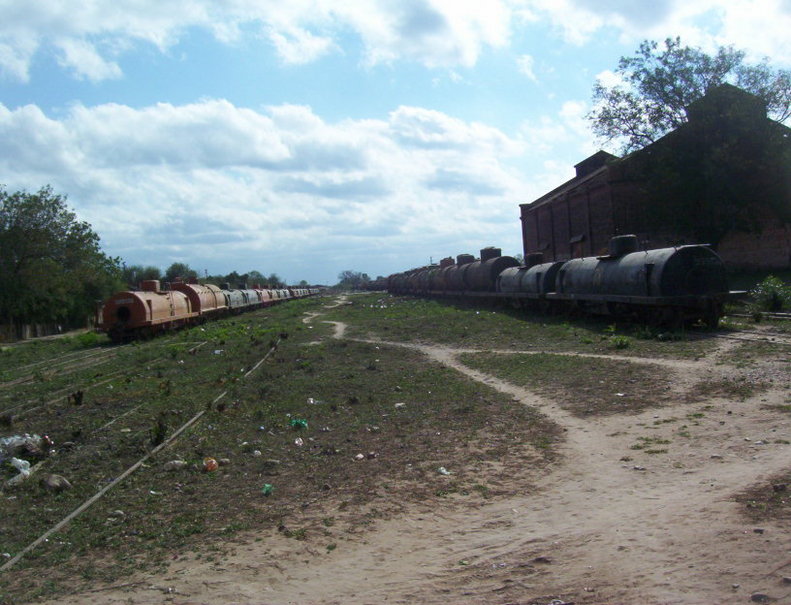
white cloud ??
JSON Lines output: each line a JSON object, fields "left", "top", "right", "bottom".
{"left": 268, "top": 26, "right": 335, "bottom": 64}
{"left": 593, "top": 69, "right": 625, "bottom": 90}
{"left": 516, "top": 54, "right": 537, "bottom": 81}
{"left": 2, "top": 0, "right": 790, "bottom": 83}
{"left": 711, "top": 0, "right": 791, "bottom": 63}
{"left": 523, "top": 0, "right": 791, "bottom": 65}
{"left": 0, "top": 0, "right": 518, "bottom": 81}
{"left": 0, "top": 99, "right": 531, "bottom": 282}
{"left": 55, "top": 38, "right": 122, "bottom": 81}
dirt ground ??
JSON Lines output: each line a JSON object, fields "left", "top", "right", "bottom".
{"left": 46, "top": 301, "right": 791, "bottom": 605}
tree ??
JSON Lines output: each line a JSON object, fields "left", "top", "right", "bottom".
{"left": 164, "top": 262, "right": 197, "bottom": 283}
{"left": 267, "top": 273, "right": 285, "bottom": 288}
{"left": 122, "top": 264, "right": 161, "bottom": 288}
{"left": 247, "top": 270, "right": 266, "bottom": 286}
{"left": 589, "top": 37, "right": 791, "bottom": 152}
{"left": 0, "top": 185, "right": 123, "bottom": 327}
{"left": 337, "top": 270, "right": 370, "bottom": 290}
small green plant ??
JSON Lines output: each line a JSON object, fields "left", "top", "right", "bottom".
{"left": 748, "top": 276, "right": 791, "bottom": 313}
{"left": 610, "top": 335, "right": 631, "bottom": 349}
{"left": 76, "top": 331, "right": 100, "bottom": 347}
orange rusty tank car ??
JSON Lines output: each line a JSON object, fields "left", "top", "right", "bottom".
{"left": 99, "top": 280, "right": 196, "bottom": 342}
{"left": 170, "top": 277, "right": 227, "bottom": 318}
{"left": 98, "top": 275, "right": 322, "bottom": 342}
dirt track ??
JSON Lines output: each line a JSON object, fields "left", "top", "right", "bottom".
{"left": 50, "top": 302, "right": 791, "bottom": 605}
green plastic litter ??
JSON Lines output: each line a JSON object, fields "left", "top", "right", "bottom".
{"left": 289, "top": 418, "right": 308, "bottom": 430}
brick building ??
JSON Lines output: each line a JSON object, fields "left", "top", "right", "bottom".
{"left": 520, "top": 85, "right": 791, "bottom": 269}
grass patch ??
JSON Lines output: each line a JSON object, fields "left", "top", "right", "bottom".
{"left": 458, "top": 351, "right": 674, "bottom": 417}
{"left": 630, "top": 436, "right": 671, "bottom": 454}
{"left": 717, "top": 340, "right": 791, "bottom": 368}
{"left": 687, "top": 376, "right": 771, "bottom": 401}
{"left": 736, "top": 473, "right": 791, "bottom": 522}
{"left": 323, "top": 294, "right": 714, "bottom": 360}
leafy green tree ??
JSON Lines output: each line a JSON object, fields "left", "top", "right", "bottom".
{"left": 164, "top": 262, "right": 197, "bottom": 283}
{"left": 0, "top": 185, "right": 123, "bottom": 327}
{"left": 337, "top": 270, "right": 370, "bottom": 290}
{"left": 223, "top": 270, "right": 242, "bottom": 286}
{"left": 267, "top": 273, "right": 285, "bottom": 288}
{"left": 121, "top": 264, "right": 161, "bottom": 288}
{"left": 247, "top": 270, "right": 266, "bottom": 286}
{"left": 589, "top": 37, "right": 791, "bottom": 152}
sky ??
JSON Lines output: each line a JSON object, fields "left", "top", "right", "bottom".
{"left": 1, "top": 1, "right": 790, "bottom": 285}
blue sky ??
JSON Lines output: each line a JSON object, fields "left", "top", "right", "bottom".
{"left": 1, "top": 0, "right": 790, "bottom": 284}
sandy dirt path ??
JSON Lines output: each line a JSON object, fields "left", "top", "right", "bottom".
{"left": 52, "top": 302, "right": 791, "bottom": 605}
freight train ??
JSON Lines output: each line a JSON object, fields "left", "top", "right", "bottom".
{"left": 387, "top": 235, "right": 730, "bottom": 328}
{"left": 98, "top": 278, "right": 321, "bottom": 342}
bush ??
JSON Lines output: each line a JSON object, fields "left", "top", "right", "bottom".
{"left": 748, "top": 276, "right": 791, "bottom": 313}
{"left": 76, "top": 331, "right": 100, "bottom": 347}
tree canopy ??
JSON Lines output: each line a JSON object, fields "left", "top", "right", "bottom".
{"left": 337, "top": 270, "right": 370, "bottom": 290}
{"left": 589, "top": 37, "right": 791, "bottom": 152}
{"left": 203, "top": 269, "right": 286, "bottom": 288}
{"left": 164, "top": 262, "right": 197, "bottom": 283}
{"left": 121, "top": 264, "right": 161, "bottom": 288}
{"left": 0, "top": 186, "right": 122, "bottom": 327}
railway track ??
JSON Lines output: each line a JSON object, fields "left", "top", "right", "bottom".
{"left": 0, "top": 341, "right": 208, "bottom": 421}
{"left": 0, "top": 346, "right": 123, "bottom": 389}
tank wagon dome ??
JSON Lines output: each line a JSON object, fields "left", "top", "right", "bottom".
{"left": 464, "top": 247, "right": 520, "bottom": 291}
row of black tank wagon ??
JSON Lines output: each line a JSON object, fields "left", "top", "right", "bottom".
{"left": 98, "top": 278, "right": 321, "bottom": 342}
{"left": 386, "top": 235, "right": 731, "bottom": 328}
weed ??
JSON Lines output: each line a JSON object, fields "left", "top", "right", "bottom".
{"left": 747, "top": 276, "right": 791, "bottom": 313}
{"left": 76, "top": 331, "right": 100, "bottom": 347}
{"left": 610, "top": 335, "right": 631, "bottom": 349}
{"left": 472, "top": 484, "right": 491, "bottom": 499}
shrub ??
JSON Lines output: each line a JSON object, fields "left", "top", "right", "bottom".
{"left": 76, "top": 331, "right": 100, "bottom": 347}
{"left": 748, "top": 276, "right": 791, "bottom": 313}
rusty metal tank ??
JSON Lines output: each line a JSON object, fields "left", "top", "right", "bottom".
{"left": 556, "top": 238, "right": 729, "bottom": 298}
{"left": 446, "top": 254, "right": 475, "bottom": 291}
{"left": 256, "top": 288, "right": 275, "bottom": 305}
{"left": 100, "top": 280, "right": 195, "bottom": 338}
{"left": 170, "top": 279, "right": 227, "bottom": 315}
{"left": 236, "top": 285, "right": 261, "bottom": 307}
{"left": 220, "top": 283, "right": 246, "bottom": 310}
{"left": 433, "top": 257, "right": 455, "bottom": 291}
{"left": 418, "top": 265, "right": 439, "bottom": 292}
{"left": 464, "top": 248, "right": 519, "bottom": 291}
{"left": 497, "top": 253, "right": 551, "bottom": 293}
